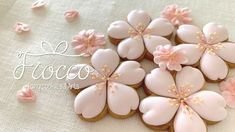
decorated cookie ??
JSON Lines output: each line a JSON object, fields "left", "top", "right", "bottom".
{"left": 153, "top": 45, "right": 188, "bottom": 71}
{"left": 140, "top": 66, "right": 227, "bottom": 132}
{"left": 107, "top": 10, "right": 174, "bottom": 61}
{"left": 161, "top": 4, "right": 192, "bottom": 27}
{"left": 66, "top": 49, "right": 145, "bottom": 121}
{"left": 71, "top": 29, "right": 105, "bottom": 57}
{"left": 175, "top": 23, "right": 235, "bottom": 81}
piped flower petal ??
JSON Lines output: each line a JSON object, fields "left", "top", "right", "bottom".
{"left": 64, "top": 9, "right": 79, "bottom": 22}
{"left": 14, "top": 22, "right": 30, "bottom": 34}
{"left": 17, "top": 85, "right": 36, "bottom": 102}
{"left": 31, "top": 0, "right": 46, "bottom": 9}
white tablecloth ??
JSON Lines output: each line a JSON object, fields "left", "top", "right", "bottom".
{"left": 0, "top": 0, "right": 235, "bottom": 131}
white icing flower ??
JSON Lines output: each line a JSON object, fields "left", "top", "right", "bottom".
{"left": 140, "top": 66, "right": 227, "bottom": 132}
{"left": 176, "top": 23, "right": 235, "bottom": 81}
{"left": 66, "top": 49, "right": 145, "bottom": 120}
{"left": 107, "top": 10, "right": 174, "bottom": 60}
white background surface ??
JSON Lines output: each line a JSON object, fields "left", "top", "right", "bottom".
{"left": 0, "top": 0, "right": 235, "bottom": 131}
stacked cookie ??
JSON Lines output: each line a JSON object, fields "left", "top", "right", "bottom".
{"left": 67, "top": 5, "right": 233, "bottom": 132}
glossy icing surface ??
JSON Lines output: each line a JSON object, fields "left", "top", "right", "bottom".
{"left": 108, "top": 10, "right": 174, "bottom": 60}
{"left": 176, "top": 23, "right": 235, "bottom": 80}
{"left": 140, "top": 66, "right": 227, "bottom": 132}
{"left": 67, "top": 49, "right": 145, "bottom": 118}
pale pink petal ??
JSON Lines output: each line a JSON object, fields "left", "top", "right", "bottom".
{"left": 176, "top": 24, "right": 201, "bottom": 44}
{"left": 219, "top": 77, "right": 235, "bottom": 108}
{"left": 200, "top": 50, "right": 228, "bottom": 81}
{"left": 31, "top": 0, "right": 46, "bottom": 9}
{"left": 174, "top": 104, "right": 207, "bottom": 132}
{"left": 17, "top": 85, "right": 36, "bottom": 102}
{"left": 161, "top": 4, "right": 192, "bottom": 26}
{"left": 146, "top": 18, "right": 174, "bottom": 36}
{"left": 13, "top": 22, "right": 30, "bottom": 34}
{"left": 117, "top": 37, "right": 145, "bottom": 60}
{"left": 127, "top": 10, "right": 151, "bottom": 31}
{"left": 176, "top": 44, "right": 204, "bottom": 65}
{"left": 71, "top": 29, "right": 105, "bottom": 57}
{"left": 186, "top": 91, "right": 227, "bottom": 121}
{"left": 112, "top": 61, "right": 145, "bottom": 85}
{"left": 74, "top": 83, "right": 106, "bottom": 118}
{"left": 66, "top": 64, "right": 102, "bottom": 89}
{"left": 145, "top": 68, "right": 177, "bottom": 98}
{"left": 222, "top": 91, "right": 235, "bottom": 108}
{"left": 139, "top": 96, "right": 178, "bottom": 126}
{"left": 215, "top": 42, "right": 235, "bottom": 64}
{"left": 144, "top": 36, "right": 171, "bottom": 55}
{"left": 153, "top": 45, "right": 187, "bottom": 71}
{"left": 64, "top": 9, "right": 79, "bottom": 22}
{"left": 175, "top": 66, "right": 205, "bottom": 95}
{"left": 107, "top": 82, "right": 139, "bottom": 115}
{"left": 203, "top": 23, "right": 229, "bottom": 44}
{"left": 107, "top": 20, "right": 132, "bottom": 39}
{"left": 91, "top": 49, "right": 120, "bottom": 77}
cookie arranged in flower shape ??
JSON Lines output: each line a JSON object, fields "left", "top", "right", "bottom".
{"left": 140, "top": 66, "right": 227, "bottom": 132}
{"left": 66, "top": 49, "right": 145, "bottom": 121}
{"left": 107, "top": 10, "right": 174, "bottom": 61}
{"left": 176, "top": 23, "right": 235, "bottom": 81}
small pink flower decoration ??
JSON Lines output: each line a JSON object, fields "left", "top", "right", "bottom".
{"left": 64, "top": 9, "right": 79, "bottom": 22}
{"left": 71, "top": 29, "right": 105, "bottom": 57}
{"left": 17, "top": 85, "right": 36, "bottom": 102}
{"left": 220, "top": 78, "right": 235, "bottom": 108}
{"left": 153, "top": 45, "right": 188, "bottom": 71}
{"left": 161, "top": 4, "right": 192, "bottom": 26}
{"left": 14, "top": 22, "right": 30, "bottom": 34}
{"left": 31, "top": 0, "right": 46, "bottom": 9}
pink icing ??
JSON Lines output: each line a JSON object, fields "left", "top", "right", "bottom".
{"left": 64, "top": 9, "right": 79, "bottom": 22}
{"left": 220, "top": 78, "right": 235, "bottom": 108}
{"left": 140, "top": 66, "right": 227, "bottom": 131}
{"left": 161, "top": 4, "right": 192, "bottom": 26}
{"left": 153, "top": 45, "right": 187, "bottom": 71}
{"left": 71, "top": 29, "right": 105, "bottom": 57}
{"left": 67, "top": 49, "right": 145, "bottom": 119}
{"left": 31, "top": 0, "right": 46, "bottom": 9}
{"left": 13, "top": 22, "right": 30, "bottom": 34}
{"left": 176, "top": 23, "right": 233, "bottom": 81}
{"left": 107, "top": 10, "right": 174, "bottom": 60}
{"left": 17, "top": 85, "right": 36, "bottom": 102}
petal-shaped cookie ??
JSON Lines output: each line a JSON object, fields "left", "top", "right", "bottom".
{"left": 175, "top": 66, "right": 205, "bottom": 95}
{"left": 203, "top": 23, "right": 228, "bottom": 44}
{"left": 216, "top": 42, "right": 235, "bottom": 64}
{"left": 200, "top": 50, "right": 228, "bottom": 80}
{"left": 107, "top": 20, "right": 131, "bottom": 39}
{"left": 91, "top": 49, "right": 120, "bottom": 76}
{"left": 174, "top": 104, "right": 207, "bottom": 132}
{"left": 177, "top": 44, "right": 204, "bottom": 65}
{"left": 176, "top": 24, "right": 202, "bottom": 44}
{"left": 107, "top": 82, "right": 139, "bottom": 115}
{"left": 127, "top": 10, "right": 151, "bottom": 30}
{"left": 112, "top": 61, "right": 145, "bottom": 85}
{"left": 117, "top": 37, "right": 145, "bottom": 60}
{"left": 144, "top": 36, "right": 171, "bottom": 55}
{"left": 145, "top": 68, "right": 176, "bottom": 98}
{"left": 186, "top": 91, "right": 227, "bottom": 122}
{"left": 146, "top": 18, "right": 174, "bottom": 37}
{"left": 74, "top": 83, "right": 106, "bottom": 119}
{"left": 66, "top": 64, "right": 102, "bottom": 89}
{"left": 139, "top": 97, "right": 178, "bottom": 126}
